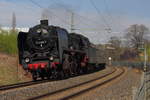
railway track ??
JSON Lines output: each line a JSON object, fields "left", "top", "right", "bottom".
{"left": 0, "top": 80, "right": 51, "bottom": 91}
{"left": 0, "top": 68, "right": 103, "bottom": 92}
{"left": 28, "top": 67, "right": 124, "bottom": 100}
{"left": 0, "top": 67, "right": 105, "bottom": 92}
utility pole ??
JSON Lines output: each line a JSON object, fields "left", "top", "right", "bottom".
{"left": 70, "top": 12, "right": 75, "bottom": 33}
{"left": 144, "top": 44, "right": 147, "bottom": 100}
{"left": 138, "top": 40, "right": 148, "bottom": 100}
{"left": 139, "top": 41, "right": 147, "bottom": 71}
{"left": 140, "top": 42, "right": 147, "bottom": 100}
{"left": 144, "top": 44, "right": 147, "bottom": 71}
{"left": 12, "top": 12, "right": 16, "bottom": 32}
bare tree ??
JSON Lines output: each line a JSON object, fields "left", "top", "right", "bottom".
{"left": 125, "top": 24, "right": 149, "bottom": 49}
{"left": 12, "top": 12, "right": 16, "bottom": 31}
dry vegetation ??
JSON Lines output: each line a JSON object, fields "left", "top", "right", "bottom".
{"left": 0, "top": 53, "right": 31, "bottom": 85}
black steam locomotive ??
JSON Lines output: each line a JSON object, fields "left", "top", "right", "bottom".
{"left": 17, "top": 20, "right": 105, "bottom": 80}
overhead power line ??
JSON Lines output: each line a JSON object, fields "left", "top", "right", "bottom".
{"left": 51, "top": 0, "right": 104, "bottom": 30}
{"left": 103, "top": 0, "right": 114, "bottom": 26}
{"left": 103, "top": 0, "right": 122, "bottom": 31}
{"left": 89, "top": 0, "right": 112, "bottom": 33}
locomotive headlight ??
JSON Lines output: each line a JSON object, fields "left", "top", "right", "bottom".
{"left": 50, "top": 56, "right": 54, "bottom": 61}
{"left": 25, "top": 58, "right": 30, "bottom": 63}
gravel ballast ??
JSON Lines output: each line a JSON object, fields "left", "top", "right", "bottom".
{"left": 72, "top": 67, "right": 142, "bottom": 100}
{"left": 0, "top": 67, "right": 114, "bottom": 100}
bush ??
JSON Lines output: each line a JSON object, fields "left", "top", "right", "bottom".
{"left": 0, "top": 30, "right": 18, "bottom": 55}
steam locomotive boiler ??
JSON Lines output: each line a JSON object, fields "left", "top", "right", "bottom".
{"left": 17, "top": 20, "right": 105, "bottom": 80}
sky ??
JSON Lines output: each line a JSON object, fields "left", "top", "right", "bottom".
{"left": 0, "top": 0, "right": 150, "bottom": 43}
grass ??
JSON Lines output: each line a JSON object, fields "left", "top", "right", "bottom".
{"left": 139, "top": 44, "right": 150, "bottom": 62}
{"left": 147, "top": 45, "right": 150, "bottom": 62}
{"left": 0, "top": 29, "right": 18, "bottom": 55}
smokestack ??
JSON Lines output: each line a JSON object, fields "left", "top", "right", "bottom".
{"left": 40, "top": 20, "right": 48, "bottom": 26}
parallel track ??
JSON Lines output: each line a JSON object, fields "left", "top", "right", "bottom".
{"left": 62, "top": 67, "right": 125, "bottom": 100}
{"left": 0, "top": 68, "right": 105, "bottom": 91}
{"left": 28, "top": 67, "right": 123, "bottom": 100}
{"left": 0, "top": 80, "right": 51, "bottom": 91}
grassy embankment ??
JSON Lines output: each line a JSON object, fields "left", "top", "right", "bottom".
{"left": 147, "top": 45, "right": 150, "bottom": 62}
{"left": 139, "top": 44, "right": 150, "bottom": 62}
{"left": 0, "top": 30, "right": 31, "bottom": 85}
